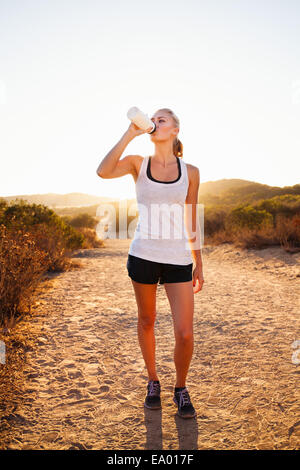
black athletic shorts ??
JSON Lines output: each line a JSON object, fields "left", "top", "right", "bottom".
{"left": 127, "top": 254, "right": 193, "bottom": 285}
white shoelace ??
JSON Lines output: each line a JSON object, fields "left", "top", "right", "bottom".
{"left": 148, "top": 381, "right": 160, "bottom": 396}
{"left": 178, "top": 388, "right": 191, "bottom": 407}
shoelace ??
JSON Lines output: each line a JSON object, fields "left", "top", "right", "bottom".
{"left": 148, "top": 381, "right": 160, "bottom": 396}
{"left": 178, "top": 388, "right": 191, "bottom": 407}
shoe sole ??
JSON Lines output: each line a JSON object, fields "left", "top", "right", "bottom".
{"left": 144, "top": 402, "right": 162, "bottom": 410}
{"left": 173, "top": 397, "right": 197, "bottom": 419}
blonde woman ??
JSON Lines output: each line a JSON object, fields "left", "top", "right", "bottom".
{"left": 97, "top": 108, "right": 204, "bottom": 419}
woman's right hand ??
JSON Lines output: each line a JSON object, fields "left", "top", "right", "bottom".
{"left": 125, "top": 122, "right": 153, "bottom": 139}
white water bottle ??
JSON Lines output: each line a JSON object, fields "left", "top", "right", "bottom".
{"left": 127, "top": 106, "right": 156, "bottom": 134}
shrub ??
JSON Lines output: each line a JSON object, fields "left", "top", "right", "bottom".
{"left": 256, "top": 195, "right": 300, "bottom": 218}
{"left": 0, "top": 200, "right": 87, "bottom": 326}
{"left": 225, "top": 205, "right": 273, "bottom": 231}
{"left": 0, "top": 200, "right": 84, "bottom": 253}
{"left": 66, "top": 213, "right": 98, "bottom": 229}
{"left": 230, "top": 225, "right": 279, "bottom": 249}
{"left": 26, "top": 222, "right": 81, "bottom": 271}
{"left": 203, "top": 208, "right": 227, "bottom": 236}
{"left": 75, "top": 227, "right": 104, "bottom": 248}
{"left": 0, "top": 224, "right": 48, "bottom": 326}
{"left": 275, "top": 213, "right": 300, "bottom": 252}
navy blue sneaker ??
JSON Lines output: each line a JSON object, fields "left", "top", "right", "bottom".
{"left": 144, "top": 380, "right": 161, "bottom": 410}
{"left": 173, "top": 387, "right": 196, "bottom": 418}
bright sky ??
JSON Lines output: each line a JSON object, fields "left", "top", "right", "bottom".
{"left": 0, "top": 0, "right": 299, "bottom": 200}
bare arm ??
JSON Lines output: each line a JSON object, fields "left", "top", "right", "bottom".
{"left": 96, "top": 122, "right": 152, "bottom": 179}
{"left": 184, "top": 165, "right": 203, "bottom": 266}
{"left": 185, "top": 165, "right": 204, "bottom": 293}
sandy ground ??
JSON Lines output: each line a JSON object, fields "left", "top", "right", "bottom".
{"left": 0, "top": 238, "right": 299, "bottom": 450}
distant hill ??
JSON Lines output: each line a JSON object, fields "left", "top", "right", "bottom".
{"left": 198, "top": 180, "right": 300, "bottom": 207}
{"left": 199, "top": 178, "right": 256, "bottom": 196}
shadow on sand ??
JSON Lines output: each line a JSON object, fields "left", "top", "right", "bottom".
{"left": 143, "top": 407, "right": 198, "bottom": 450}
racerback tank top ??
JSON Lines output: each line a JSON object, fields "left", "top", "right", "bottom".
{"left": 128, "top": 155, "right": 194, "bottom": 265}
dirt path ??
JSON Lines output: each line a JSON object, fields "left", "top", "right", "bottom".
{"left": 0, "top": 239, "right": 299, "bottom": 450}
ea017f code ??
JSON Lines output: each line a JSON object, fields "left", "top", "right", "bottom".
{"left": 152, "top": 454, "right": 194, "bottom": 465}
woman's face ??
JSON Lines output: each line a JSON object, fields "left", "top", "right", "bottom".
{"left": 150, "top": 112, "right": 179, "bottom": 142}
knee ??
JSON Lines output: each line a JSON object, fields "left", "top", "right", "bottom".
{"left": 176, "top": 329, "right": 193, "bottom": 343}
{"left": 138, "top": 311, "right": 156, "bottom": 330}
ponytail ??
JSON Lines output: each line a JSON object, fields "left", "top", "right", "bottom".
{"left": 173, "top": 136, "right": 183, "bottom": 158}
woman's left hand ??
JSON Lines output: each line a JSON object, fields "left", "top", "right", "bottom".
{"left": 192, "top": 264, "right": 204, "bottom": 293}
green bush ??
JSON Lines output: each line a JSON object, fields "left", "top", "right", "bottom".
{"left": 256, "top": 194, "right": 300, "bottom": 218}
{"left": 225, "top": 205, "right": 273, "bottom": 231}
{"left": 203, "top": 207, "right": 227, "bottom": 236}
{"left": 65, "top": 213, "right": 98, "bottom": 229}
{"left": 0, "top": 199, "right": 84, "bottom": 251}
{"left": 0, "top": 200, "right": 88, "bottom": 326}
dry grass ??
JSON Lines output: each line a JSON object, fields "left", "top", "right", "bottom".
{"left": 75, "top": 227, "right": 105, "bottom": 249}
{"left": 0, "top": 225, "right": 48, "bottom": 327}
{"left": 0, "top": 223, "right": 88, "bottom": 328}
{"left": 205, "top": 214, "right": 300, "bottom": 253}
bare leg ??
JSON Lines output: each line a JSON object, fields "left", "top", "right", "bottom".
{"left": 131, "top": 280, "right": 159, "bottom": 381}
{"left": 164, "top": 281, "right": 194, "bottom": 388}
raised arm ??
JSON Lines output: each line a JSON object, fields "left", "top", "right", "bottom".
{"left": 96, "top": 122, "right": 152, "bottom": 179}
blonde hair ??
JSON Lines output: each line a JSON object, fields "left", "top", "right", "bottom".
{"left": 155, "top": 108, "right": 183, "bottom": 158}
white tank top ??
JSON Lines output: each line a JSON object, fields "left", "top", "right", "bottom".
{"left": 128, "top": 155, "right": 194, "bottom": 265}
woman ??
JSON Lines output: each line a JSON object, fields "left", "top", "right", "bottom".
{"left": 96, "top": 108, "right": 204, "bottom": 419}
